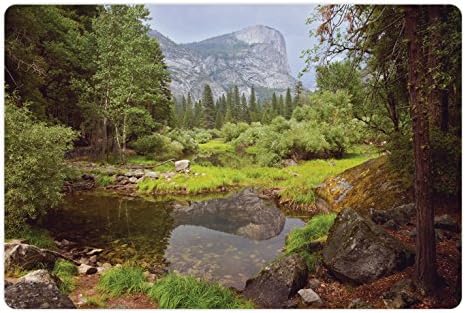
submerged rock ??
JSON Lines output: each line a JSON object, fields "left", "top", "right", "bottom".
{"left": 323, "top": 208, "right": 415, "bottom": 284}
{"left": 243, "top": 254, "right": 308, "bottom": 308}
{"left": 171, "top": 188, "right": 286, "bottom": 240}
{"left": 5, "top": 270, "right": 75, "bottom": 309}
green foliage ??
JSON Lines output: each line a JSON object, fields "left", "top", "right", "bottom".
{"left": 147, "top": 274, "right": 253, "bottom": 309}
{"left": 53, "top": 260, "right": 78, "bottom": 294}
{"left": 8, "top": 226, "right": 57, "bottom": 249}
{"left": 166, "top": 129, "right": 199, "bottom": 154}
{"left": 126, "top": 107, "right": 156, "bottom": 139}
{"left": 97, "top": 265, "right": 148, "bottom": 297}
{"left": 5, "top": 96, "right": 77, "bottom": 236}
{"left": 221, "top": 122, "right": 250, "bottom": 142}
{"left": 97, "top": 174, "right": 114, "bottom": 187}
{"left": 285, "top": 213, "right": 336, "bottom": 270}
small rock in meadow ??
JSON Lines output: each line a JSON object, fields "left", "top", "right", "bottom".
{"left": 78, "top": 264, "right": 98, "bottom": 275}
{"left": 89, "top": 255, "right": 98, "bottom": 264}
{"left": 175, "top": 160, "right": 190, "bottom": 172}
{"left": 145, "top": 171, "right": 159, "bottom": 179}
{"left": 298, "top": 288, "right": 322, "bottom": 305}
{"left": 128, "top": 177, "right": 138, "bottom": 184}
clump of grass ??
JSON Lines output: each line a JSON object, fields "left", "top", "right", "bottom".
{"left": 8, "top": 226, "right": 57, "bottom": 249}
{"left": 97, "top": 265, "right": 148, "bottom": 297}
{"left": 96, "top": 174, "right": 114, "bottom": 187}
{"left": 147, "top": 274, "right": 253, "bottom": 309}
{"left": 82, "top": 295, "right": 108, "bottom": 308}
{"left": 285, "top": 213, "right": 336, "bottom": 270}
{"left": 6, "top": 265, "right": 29, "bottom": 278}
{"left": 53, "top": 260, "right": 78, "bottom": 294}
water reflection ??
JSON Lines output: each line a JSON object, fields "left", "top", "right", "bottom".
{"left": 44, "top": 192, "right": 305, "bottom": 289}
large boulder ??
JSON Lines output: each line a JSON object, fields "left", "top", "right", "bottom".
{"left": 242, "top": 254, "right": 308, "bottom": 308}
{"left": 171, "top": 188, "right": 285, "bottom": 240}
{"left": 5, "top": 243, "right": 58, "bottom": 272}
{"left": 175, "top": 159, "right": 190, "bottom": 172}
{"left": 323, "top": 208, "right": 414, "bottom": 284}
{"left": 315, "top": 156, "right": 412, "bottom": 215}
{"left": 5, "top": 270, "right": 75, "bottom": 309}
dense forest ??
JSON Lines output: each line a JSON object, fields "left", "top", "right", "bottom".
{"left": 4, "top": 4, "right": 462, "bottom": 310}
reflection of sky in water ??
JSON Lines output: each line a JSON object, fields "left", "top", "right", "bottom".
{"left": 166, "top": 218, "right": 305, "bottom": 290}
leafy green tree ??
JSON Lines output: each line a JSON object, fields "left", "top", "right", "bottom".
{"left": 78, "top": 5, "right": 172, "bottom": 160}
{"left": 5, "top": 94, "right": 76, "bottom": 236}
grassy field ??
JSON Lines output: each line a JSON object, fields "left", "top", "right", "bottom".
{"left": 137, "top": 140, "right": 377, "bottom": 208}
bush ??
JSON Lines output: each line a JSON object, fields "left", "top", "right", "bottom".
{"left": 192, "top": 128, "right": 213, "bottom": 144}
{"left": 5, "top": 95, "right": 77, "bottom": 236}
{"left": 97, "top": 265, "right": 148, "bottom": 297}
{"left": 221, "top": 122, "right": 249, "bottom": 142}
{"left": 126, "top": 107, "right": 155, "bottom": 139}
{"left": 166, "top": 129, "right": 199, "bottom": 154}
{"left": 147, "top": 274, "right": 253, "bottom": 309}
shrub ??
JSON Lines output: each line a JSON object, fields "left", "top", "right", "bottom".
{"left": 221, "top": 122, "right": 249, "bottom": 142}
{"left": 5, "top": 95, "right": 77, "bottom": 236}
{"left": 166, "top": 129, "right": 199, "bottom": 154}
{"left": 130, "top": 134, "right": 165, "bottom": 155}
{"left": 97, "top": 265, "right": 148, "bottom": 297}
{"left": 147, "top": 274, "right": 253, "bottom": 309}
{"left": 53, "top": 260, "right": 78, "bottom": 294}
{"left": 192, "top": 128, "right": 212, "bottom": 144}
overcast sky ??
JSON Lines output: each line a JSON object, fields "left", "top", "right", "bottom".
{"left": 147, "top": 4, "right": 317, "bottom": 88}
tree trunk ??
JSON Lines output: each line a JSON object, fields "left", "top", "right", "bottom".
{"left": 427, "top": 6, "right": 442, "bottom": 129}
{"left": 405, "top": 6, "right": 437, "bottom": 293}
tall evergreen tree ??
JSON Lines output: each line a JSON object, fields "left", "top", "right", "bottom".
{"left": 240, "top": 93, "right": 249, "bottom": 122}
{"left": 249, "top": 87, "right": 258, "bottom": 122}
{"left": 233, "top": 85, "right": 241, "bottom": 120}
{"left": 285, "top": 87, "right": 293, "bottom": 119}
{"left": 278, "top": 94, "right": 285, "bottom": 116}
{"left": 271, "top": 92, "right": 278, "bottom": 118}
{"left": 182, "top": 93, "right": 194, "bottom": 128}
{"left": 201, "top": 84, "right": 215, "bottom": 128}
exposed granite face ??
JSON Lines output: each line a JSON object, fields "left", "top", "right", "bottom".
{"left": 150, "top": 25, "right": 297, "bottom": 100}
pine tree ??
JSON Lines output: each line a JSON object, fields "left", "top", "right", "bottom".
{"left": 193, "top": 100, "right": 203, "bottom": 127}
{"left": 278, "top": 94, "right": 285, "bottom": 116}
{"left": 285, "top": 87, "right": 293, "bottom": 119}
{"left": 271, "top": 92, "right": 278, "bottom": 118}
{"left": 233, "top": 85, "right": 240, "bottom": 120}
{"left": 249, "top": 87, "right": 258, "bottom": 122}
{"left": 294, "top": 81, "right": 304, "bottom": 107}
{"left": 182, "top": 93, "right": 194, "bottom": 128}
{"left": 241, "top": 93, "right": 249, "bottom": 122}
{"left": 225, "top": 89, "right": 233, "bottom": 123}
{"left": 201, "top": 84, "right": 215, "bottom": 128}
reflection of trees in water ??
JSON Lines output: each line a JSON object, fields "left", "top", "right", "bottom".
{"left": 45, "top": 194, "right": 175, "bottom": 269}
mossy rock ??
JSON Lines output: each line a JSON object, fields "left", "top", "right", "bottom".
{"left": 314, "top": 156, "right": 412, "bottom": 215}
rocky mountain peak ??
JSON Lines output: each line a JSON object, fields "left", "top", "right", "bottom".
{"left": 150, "top": 25, "right": 296, "bottom": 100}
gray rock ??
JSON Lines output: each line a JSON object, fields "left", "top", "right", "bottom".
{"left": 323, "top": 208, "right": 415, "bottom": 284}
{"left": 171, "top": 188, "right": 285, "bottom": 240}
{"left": 5, "top": 243, "right": 58, "bottom": 272}
{"left": 145, "top": 171, "right": 159, "bottom": 179}
{"left": 175, "top": 160, "right": 190, "bottom": 172}
{"left": 298, "top": 288, "right": 322, "bottom": 305}
{"left": 383, "top": 279, "right": 420, "bottom": 309}
{"left": 128, "top": 176, "right": 138, "bottom": 184}
{"left": 5, "top": 270, "right": 75, "bottom": 309}
{"left": 89, "top": 255, "right": 97, "bottom": 264}
{"left": 370, "top": 203, "right": 415, "bottom": 226}
{"left": 78, "top": 264, "right": 98, "bottom": 275}
{"left": 434, "top": 214, "right": 458, "bottom": 232}
{"left": 243, "top": 254, "right": 308, "bottom": 308}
